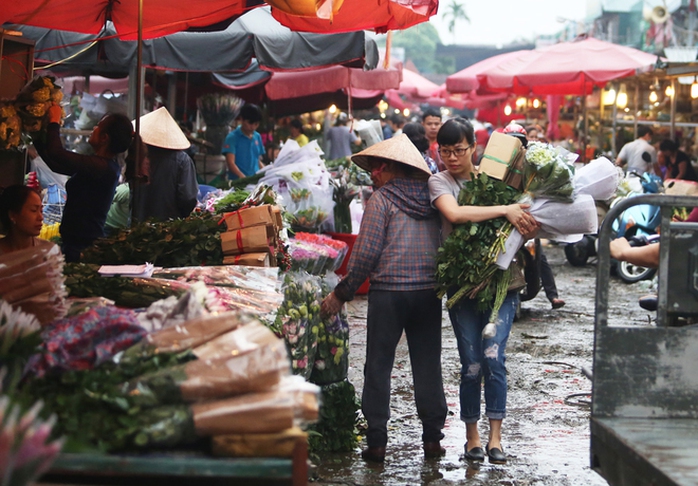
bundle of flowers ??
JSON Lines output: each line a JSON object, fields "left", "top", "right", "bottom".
{"left": 14, "top": 76, "right": 63, "bottom": 135}
{"left": 288, "top": 233, "right": 347, "bottom": 275}
{"left": 0, "top": 102, "right": 22, "bottom": 150}
{"left": 273, "top": 272, "right": 322, "bottom": 379}
{"left": 310, "top": 274, "right": 349, "bottom": 385}
{"left": 0, "top": 381, "right": 63, "bottom": 486}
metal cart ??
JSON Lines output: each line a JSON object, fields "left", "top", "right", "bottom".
{"left": 591, "top": 194, "right": 698, "bottom": 486}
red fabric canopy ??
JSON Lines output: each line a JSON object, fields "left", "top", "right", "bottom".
{"left": 1, "top": 1, "right": 261, "bottom": 40}
{"left": 270, "top": 0, "right": 438, "bottom": 33}
{"left": 447, "top": 37, "right": 659, "bottom": 96}
{"left": 264, "top": 63, "right": 401, "bottom": 100}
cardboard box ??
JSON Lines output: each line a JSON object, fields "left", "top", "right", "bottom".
{"left": 479, "top": 131, "right": 522, "bottom": 180}
{"left": 223, "top": 252, "right": 271, "bottom": 267}
{"left": 503, "top": 147, "right": 526, "bottom": 191}
{"left": 224, "top": 205, "right": 275, "bottom": 231}
{"left": 220, "top": 226, "right": 271, "bottom": 255}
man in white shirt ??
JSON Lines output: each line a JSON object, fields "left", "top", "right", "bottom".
{"left": 616, "top": 126, "right": 656, "bottom": 174}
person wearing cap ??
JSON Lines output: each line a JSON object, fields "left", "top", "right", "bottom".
{"left": 321, "top": 134, "right": 448, "bottom": 463}
{"left": 131, "top": 107, "right": 198, "bottom": 222}
{"left": 221, "top": 104, "right": 265, "bottom": 180}
{"left": 428, "top": 118, "right": 538, "bottom": 465}
{"left": 325, "top": 112, "right": 362, "bottom": 160}
{"left": 35, "top": 104, "right": 135, "bottom": 262}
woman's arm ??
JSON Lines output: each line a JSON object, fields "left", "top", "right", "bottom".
{"left": 433, "top": 193, "right": 536, "bottom": 233}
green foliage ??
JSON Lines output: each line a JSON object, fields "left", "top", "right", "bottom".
{"left": 213, "top": 189, "right": 250, "bottom": 213}
{"left": 307, "top": 380, "right": 360, "bottom": 453}
{"left": 435, "top": 173, "right": 521, "bottom": 311}
{"left": 386, "top": 23, "right": 442, "bottom": 73}
{"left": 13, "top": 350, "right": 196, "bottom": 452}
{"left": 442, "top": 1, "right": 469, "bottom": 41}
{"left": 81, "top": 212, "right": 224, "bottom": 267}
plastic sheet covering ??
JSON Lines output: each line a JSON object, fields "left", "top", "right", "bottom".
{"left": 120, "top": 312, "right": 251, "bottom": 363}
{"left": 0, "top": 245, "right": 66, "bottom": 325}
{"left": 273, "top": 375, "right": 321, "bottom": 423}
{"left": 152, "top": 266, "right": 280, "bottom": 293}
{"left": 122, "top": 337, "right": 290, "bottom": 406}
{"left": 193, "top": 319, "right": 281, "bottom": 360}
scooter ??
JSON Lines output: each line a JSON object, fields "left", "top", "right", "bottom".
{"left": 563, "top": 200, "right": 609, "bottom": 267}
{"left": 610, "top": 171, "right": 663, "bottom": 283}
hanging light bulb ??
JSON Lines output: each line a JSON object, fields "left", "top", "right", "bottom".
{"left": 329, "top": 104, "right": 337, "bottom": 114}
{"left": 403, "top": 108, "right": 410, "bottom": 117}
{"left": 603, "top": 88, "right": 616, "bottom": 105}
{"left": 515, "top": 97, "right": 527, "bottom": 108}
{"left": 691, "top": 77, "right": 698, "bottom": 99}
{"left": 378, "top": 99, "right": 389, "bottom": 113}
{"left": 616, "top": 84, "right": 628, "bottom": 108}
{"left": 665, "top": 84, "right": 675, "bottom": 97}
{"left": 504, "top": 104, "right": 512, "bottom": 116}
{"left": 532, "top": 98, "right": 541, "bottom": 109}
{"left": 649, "top": 90, "right": 658, "bottom": 103}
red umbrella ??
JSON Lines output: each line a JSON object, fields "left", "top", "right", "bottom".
{"left": 446, "top": 50, "right": 530, "bottom": 94}
{"left": 268, "top": 0, "right": 438, "bottom": 33}
{"left": 1, "top": 0, "right": 263, "bottom": 40}
{"left": 447, "top": 37, "right": 659, "bottom": 96}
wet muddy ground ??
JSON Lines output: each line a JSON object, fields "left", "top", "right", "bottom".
{"left": 312, "top": 243, "right": 656, "bottom": 485}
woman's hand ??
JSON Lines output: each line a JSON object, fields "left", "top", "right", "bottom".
{"left": 504, "top": 203, "right": 537, "bottom": 235}
{"left": 320, "top": 291, "right": 344, "bottom": 318}
{"left": 47, "top": 104, "right": 63, "bottom": 125}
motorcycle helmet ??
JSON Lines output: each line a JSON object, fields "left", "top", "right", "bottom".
{"left": 503, "top": 122, "right": 528, "bottom": 148}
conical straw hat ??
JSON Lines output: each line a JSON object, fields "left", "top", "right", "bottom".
{"left": 136, "top": 107, "right": 190, "bottom": 150}
{"left": 352, "top": 133, "right": 431, "bottom": 176}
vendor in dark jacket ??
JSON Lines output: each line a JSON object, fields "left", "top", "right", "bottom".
{"left": 131, "top": 107, "right": 198, "bottom": 222}
{"left": 36, "top": 104, "right": 134, "bottom": 262}
{"left": 320, "top": 134, "right": 447, "bottom": 463}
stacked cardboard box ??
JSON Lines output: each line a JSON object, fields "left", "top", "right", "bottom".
{"left": 479, "top": 131, "right": 526, "bottom": 191}
{"left": 221, "top": 205, "right": 283, "bottom": 267}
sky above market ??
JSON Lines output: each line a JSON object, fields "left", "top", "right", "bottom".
{"left": 430, "top": 1, "right": 588, "bottom": 46}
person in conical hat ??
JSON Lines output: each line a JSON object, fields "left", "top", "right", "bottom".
{"left": 131, "top": 107, "right": 198, "bottom": 222}
{"left": 321, "top": 134, "right": 448, "bottom": 463}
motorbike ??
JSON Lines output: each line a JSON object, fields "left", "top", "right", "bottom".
{"left": 611, "top": 171, "right": 663, "bottom": 282}
{"left": 564, "top": 170, "right": 662, "bottom": 283}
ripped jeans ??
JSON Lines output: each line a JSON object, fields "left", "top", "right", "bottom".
{"left": 446, "top": 290, "right": 519, "bottom": 423}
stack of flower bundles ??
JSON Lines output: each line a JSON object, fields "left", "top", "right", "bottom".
{"left": 116, "top": 312, "right": 319, "bottom": 455}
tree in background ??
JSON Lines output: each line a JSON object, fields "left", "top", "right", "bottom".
{"left": 442, "top": 0, "right": 469, "bottom": 45}
{"left": 384, "top": 22, "right": 441, "bottom": 73}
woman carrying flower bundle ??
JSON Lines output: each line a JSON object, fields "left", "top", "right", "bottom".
{"left": 321, "top": 134, "right": 447, "bottom": 463}
{"left": 428, "top": 118, "right": 538, "bottom": 465}
{"left": 35, "top": 104, "right": 135, "bottom": 262}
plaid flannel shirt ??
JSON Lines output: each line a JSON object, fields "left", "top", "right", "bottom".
{"left": 334, "top": 181, "right": 441, "bottom": 302}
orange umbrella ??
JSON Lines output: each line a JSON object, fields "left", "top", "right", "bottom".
{"left": 268, "top": 0, "right": 438, "bottom": 33}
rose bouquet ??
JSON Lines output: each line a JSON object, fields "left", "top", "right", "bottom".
{"left": 310, "top": 274, "right": 349, "bottom": 385}
{"left": 273, "top": 272, "right": 322, "bottom": 379}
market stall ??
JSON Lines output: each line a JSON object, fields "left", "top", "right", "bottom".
{"left": 0, "top": 73, "right": 380, "bottom": 485}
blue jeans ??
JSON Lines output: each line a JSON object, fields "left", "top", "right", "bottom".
{"left": 447, "top": 291, "right": 519, "bottom": 423}
{"left": 363, "top": 289, "right": 447, "bottom": 448}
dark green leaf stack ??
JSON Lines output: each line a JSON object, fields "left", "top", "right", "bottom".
{"left": 307, "top": 380, "right": 360, "bottom": 453}
{"left": 435, "top": 173, "right": 522, "bottom": 312}
{"left": 81, "top": 213, "right": 224, "bottom": 267}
